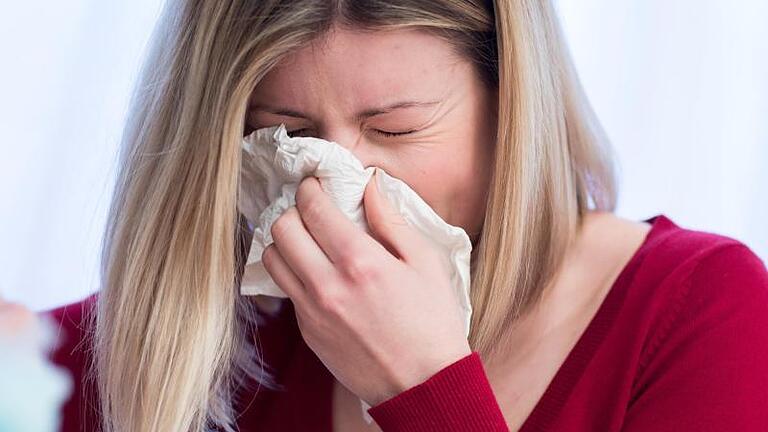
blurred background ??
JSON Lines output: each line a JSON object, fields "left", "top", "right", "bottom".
{"left": 1, "top": 0, "right": 766, "bottom": 311}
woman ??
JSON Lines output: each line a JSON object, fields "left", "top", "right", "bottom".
{"left": 3, "top": 0, "right": 766, "bottom": 431}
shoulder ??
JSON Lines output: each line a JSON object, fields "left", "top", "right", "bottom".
{"left": 625, "top": 214, "right": 764, "bottom": 292}
{"left": 630, "top": 215, "right": 768, "bottom": 380}
{"left": 653, "top": 223, "right": 768, "bottom": 340}
{"left": 39, "top": 293, "right": 101, "bottom": 432}
{"left": 595, "top": 214, "right": 768, "bottom": 367}
{"left": 656, "top": 227, "right": 768, "bottom": 349}
{"left": 631, "top": 214, "right": 767, "bottom": 327}
{"left": 623, "top": 217, "right": 768, "bottom": 428}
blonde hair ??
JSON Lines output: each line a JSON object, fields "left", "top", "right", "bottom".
{"left": 85, "top": 0, "right": 616, "bottom": 431}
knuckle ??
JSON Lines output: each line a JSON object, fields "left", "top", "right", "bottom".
{"left": 304, "top": 268, "right": 331, "bottom": 295}
{"left": 295, "top": 177, "right": 313, "bottom": 207}
{"left": 340, "top": 255, "right": 378, "bottom": 284}
{"left": 270, "top": 211, "right": 292, "bottom": 241}
{"left": 261, "top": 244, "right": 273, "bottom": 266}
{"left": 315, "top": 290, "right": 344, "bottom": 315}
{"left": 299, "top": 196, "right": 324, "bottom": 226}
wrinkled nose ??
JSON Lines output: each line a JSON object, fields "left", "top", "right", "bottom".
{"left": 316, "top": 127, "right": 359, "bottom": 151}
{"left": 315, "top": 128, "right": 375, "bottom": 169}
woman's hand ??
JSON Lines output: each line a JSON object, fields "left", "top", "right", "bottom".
{"left": 262, "top": 171, "right": 471, "bottom": 406}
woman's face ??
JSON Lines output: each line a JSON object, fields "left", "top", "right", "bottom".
{"left": 247, "top": 25, "right": 497, "bottom": 245}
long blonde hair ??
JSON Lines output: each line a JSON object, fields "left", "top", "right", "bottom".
{"left": 85, "top": 0, "right": 616, "bottom": 431}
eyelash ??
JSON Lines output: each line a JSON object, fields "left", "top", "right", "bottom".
{"left": 287, "top": 128, "right": 416, "bottom": 138}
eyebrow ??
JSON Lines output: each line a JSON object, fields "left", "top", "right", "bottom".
{"left": 250, "top": 100, "right": 442, "bottom": 123}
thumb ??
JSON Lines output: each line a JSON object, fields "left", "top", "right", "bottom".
{"left": 363, "top": 168, "right": 425, "bottom": 264}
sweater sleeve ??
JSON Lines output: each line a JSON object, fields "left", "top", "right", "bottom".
{"left": 40, "top": 294, "right": 101, "bottom": 432}
{"left": 366, "top": 351, "right": 509, "bottom": 431}
{"left": 623, "top": 244, "right": 768, "bottom": 431}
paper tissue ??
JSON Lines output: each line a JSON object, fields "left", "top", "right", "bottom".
{"left": 237, "top": 124, "right": 473, "bottom": 423}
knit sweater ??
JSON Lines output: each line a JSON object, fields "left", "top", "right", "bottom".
{"left": 42, "top": 214, "right": 768, "bottom": 431}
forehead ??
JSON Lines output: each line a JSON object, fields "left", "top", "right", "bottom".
{"left": 250, "top": 26, "right": 466, "bottom": 108}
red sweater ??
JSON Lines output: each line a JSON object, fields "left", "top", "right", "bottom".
{"left": 41, "top": 214, "right": 768, "bottom": 431}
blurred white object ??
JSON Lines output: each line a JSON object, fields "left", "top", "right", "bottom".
{"left": 0, "top": 311, "right": 73, "bottom": 432}
{"left": 555, "top": 0, "right": 768, "bottom": 259}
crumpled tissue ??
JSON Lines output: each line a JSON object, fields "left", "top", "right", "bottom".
{"left": 237, "top": 124, "right": 473, "bottom": 423}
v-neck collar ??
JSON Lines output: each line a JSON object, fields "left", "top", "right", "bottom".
{"left": 518, "top": 214, "right": 673, "bottom": 431}
{"left": 289, "top": 214, "right": 674, "bottom": 432}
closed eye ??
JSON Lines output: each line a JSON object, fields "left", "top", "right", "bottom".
{"left": 287, "top": 128, "right": 417, "bottom": 138}
{"left": 374, "top": 129, "right": 417, "bottom": 138}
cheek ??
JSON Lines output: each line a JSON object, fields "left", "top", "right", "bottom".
{"left": 387, "top": 145, "right": 479, "bottom": 224}
{"left": 415, "top": 141, "right": 491, "bottom": 229}
{"left": 365, "top": 127, "right": 491, "bottom": 226}
{"left": 390, "top": 160, "right": 445, "bottom": 206}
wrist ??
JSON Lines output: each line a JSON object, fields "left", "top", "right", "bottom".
{"left": 369, "top": 342, "right": 473, "bottom": 406}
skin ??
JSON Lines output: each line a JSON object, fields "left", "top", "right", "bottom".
{"left": 247, "top": 25, "right": 497, "bottom": 249}
{"left": 248, "top": 24, "right": 654, "bottom": 431}
{"left": 0, "top": 23, "right": 653, "bottom": 432}
{"left": 250, "top": 24, "right": 495, "bottom": 406}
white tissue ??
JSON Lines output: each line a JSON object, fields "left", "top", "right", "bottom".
{"left": 237, "top": 124, "right": 473, "bottom": 423}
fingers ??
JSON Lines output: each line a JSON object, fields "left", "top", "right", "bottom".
{"left": 270, "top": 205, "right": 334, "bottom": 290}
{"left": 294, "top": 176, "right": 374, "bottom": 264}
{"left": 261, "top": 243, "right": 307, "bottom": 306}
{"left": 363, "top": 168, "right": 434, "bottom": 268}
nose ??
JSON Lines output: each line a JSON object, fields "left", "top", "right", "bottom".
{"left": 316, "top": 127, "right": 375, "bottom": 169}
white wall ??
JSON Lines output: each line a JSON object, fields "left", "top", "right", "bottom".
{"left": 0, "top": 1, "right": 162, "bottom": 311}
{"left": 1, "top": 1, "right": 765, "bottom": 311}
{"left": 557, "top": 0, "right": 768, "bottom": 260}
